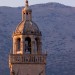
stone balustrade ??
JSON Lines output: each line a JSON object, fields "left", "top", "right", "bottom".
{"left": 9, "top": 54, "right": 47, "bottom": 64}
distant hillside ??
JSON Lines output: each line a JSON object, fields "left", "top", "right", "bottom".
{"left": 0, "top": 2, "right": 75, "bottom": 75}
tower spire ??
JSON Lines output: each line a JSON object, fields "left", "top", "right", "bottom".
{"left": 22, "top": 0, "right": 32, "bottom": 21}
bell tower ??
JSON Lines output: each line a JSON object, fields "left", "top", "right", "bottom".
{"left": 9, "top": 0, "right": 47, "bottom": 75}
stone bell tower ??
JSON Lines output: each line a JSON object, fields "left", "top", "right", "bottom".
{"left": 9, "top": 0, "right": 47, "bottom": 75}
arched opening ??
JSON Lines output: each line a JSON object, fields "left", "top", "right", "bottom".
{"left": 35, "top": 38, "right": 39, "bottom": 53}
{"left": 16, "top": 38, "right": 21, "bottom": 51}
{"left": 26, "top": 12, "right": 29, "bottom": 20}
{"left": 25, "top": 37, "right": 31, "bottom": 54}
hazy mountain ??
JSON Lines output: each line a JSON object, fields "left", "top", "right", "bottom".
{"left": 0, "top": 2, "right": 75, "bottom": 75}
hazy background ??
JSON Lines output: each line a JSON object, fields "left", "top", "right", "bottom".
{"left": 0, "top": 0, "right": 75, "bottom": 7}
{"left": 1, "top": 0, "right": 75, "bottom": 75}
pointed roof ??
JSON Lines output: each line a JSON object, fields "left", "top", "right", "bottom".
{"left": 13, "top": 0, "right": 41, "bottom": 36}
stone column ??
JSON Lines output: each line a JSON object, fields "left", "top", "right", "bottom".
{"left": 13, "top": 38, "right": 17, "bottom": 54}
{"left": 31, "top": 36, "right": 35, "bottom": 54}
{"left": 21, "top": 37, "right": 24, "bottom": 54}
{"left": 38, "top": 40, "right": 42, "bottom": 54}
{"left": 31, "top": 41, "right": 35, "bottom": 54}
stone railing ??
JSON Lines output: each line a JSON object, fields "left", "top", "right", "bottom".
{"left": 9, "top": 54, "right": 47, "bottom": 64}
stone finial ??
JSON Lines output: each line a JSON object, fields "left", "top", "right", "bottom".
{"left": 25, "top": 0, "right": 29, "bottom": 8}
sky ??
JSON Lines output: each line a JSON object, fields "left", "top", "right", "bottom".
{"left": 0, "top": 0, "right": 75, "bottom": 7}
